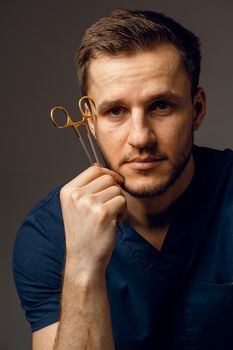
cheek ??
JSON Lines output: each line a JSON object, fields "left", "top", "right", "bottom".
{"left": 95, "top": 122, "right": 126, "bottom": 158}
{"left": 156, "top": 115, "right": 193, "bottom": 151}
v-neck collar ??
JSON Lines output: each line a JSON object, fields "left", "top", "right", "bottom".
{"left": 116, "top": 145, "right": 209, "bottom": 279}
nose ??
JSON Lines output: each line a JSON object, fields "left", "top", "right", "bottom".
{"left": 127, "top": 109, "right": 156, "bottom": 149}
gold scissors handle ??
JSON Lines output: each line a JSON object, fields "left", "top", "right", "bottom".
{"left": 79, "top": 96, "right": 96, "bottom": 120}
{"left": 50, "top": 97, "right": 101, "bottom": 164}
{"left": 50, "top": 105, "right": 82, "bottom": 129}
{"left": 79, "top": 96, "right": 101, "bottom": 164}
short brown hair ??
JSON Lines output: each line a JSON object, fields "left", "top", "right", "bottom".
{"left": 75, "top": 9, "right": 201, "bottom": 98}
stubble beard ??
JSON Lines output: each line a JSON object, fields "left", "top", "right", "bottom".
{"left": 96, "top": 133, "right": 194, "bottom": 199}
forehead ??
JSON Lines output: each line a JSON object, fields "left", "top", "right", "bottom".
{"left": 87, "top": 44, "right": 190, "bottom": 100}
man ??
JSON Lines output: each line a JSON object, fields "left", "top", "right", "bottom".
{"left": 13, "top": 9, "right": 233, "bottom": 350}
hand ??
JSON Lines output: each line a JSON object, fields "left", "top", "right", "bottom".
{"left": 60, "top": 165, "right": 126, "bottom": 279}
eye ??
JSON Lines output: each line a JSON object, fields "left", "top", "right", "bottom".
{"left": 108, "top": 107, "right": 126, "bottom": 117}
{"left": 149, "top": 100, "right": 174, "bottom": 114}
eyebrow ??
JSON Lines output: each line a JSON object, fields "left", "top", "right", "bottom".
{"left": 97, "top": 91, "right": 184, "bottom": 114}
{"left": 97, "top": 99, "right": 125, "bottom": 114}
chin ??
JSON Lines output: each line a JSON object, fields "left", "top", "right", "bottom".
{"left": 121, "top": 177, "right": 172, "bottom": 198}
{"left": 121, "top": 152, "right": 192, "bottom": 198}
{"left": 98, "top": 137, "right": 193, "bottom": 199}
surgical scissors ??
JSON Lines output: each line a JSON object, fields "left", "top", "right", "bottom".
{"left": 50, "top": 96, "right": 101, "bottom": 165}
{"left": 50, "top": 96, "right": 125, "bottom": 234}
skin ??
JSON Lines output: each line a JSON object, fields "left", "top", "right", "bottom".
{"left": 32, "top": 44, "right": 206, "bottom": 349}
{"left": 88, "top": 44, "right": 206, "bottom": 244}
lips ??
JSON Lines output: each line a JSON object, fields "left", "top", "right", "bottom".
{"left": 125, "top": 156, "right": 165, "bottom": 170}
{"left": 126, "top": 156, "right": 163, "bottom": 163}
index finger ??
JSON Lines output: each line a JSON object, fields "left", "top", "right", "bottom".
{"left": 67, "top": 165, "right": 124, "bottom": 188}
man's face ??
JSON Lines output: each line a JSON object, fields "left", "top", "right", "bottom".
{"left": 87, "top": 44, "right": 202, "bottom": 198}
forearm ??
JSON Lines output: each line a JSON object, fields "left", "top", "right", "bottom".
{"left": 53, "top": 166, "right": 125, "bottom": 349}
{"left": 53, "top": 258, "right": 115, "bottom": 350}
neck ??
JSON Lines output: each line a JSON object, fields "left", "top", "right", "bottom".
{"left": 124, "top": 155, "right": 195, "bottom": 230}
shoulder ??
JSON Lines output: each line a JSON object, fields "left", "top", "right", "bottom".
{"left": 193, "top": 145, "right": 233, "bottom": 181}
{"left": 193, "top": 145, "right": 233, "bottom": 213}
{"left": 193, "top": 144, "right": 233, "bottom": 164}
{"left": 30, "top": 184, "right": 63, "bottom": 222}
{"left": 14, "top": 184, "right": 65, "bottom": 265}
{"left": 13, "top": 184, "right": 65, "bottom": 331}
{"left": 16, "top": 184, "right": 64, "bottom": 248}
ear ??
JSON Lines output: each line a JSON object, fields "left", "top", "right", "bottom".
{"left": 192, "top": 87, "right": 206, "bottom": 131}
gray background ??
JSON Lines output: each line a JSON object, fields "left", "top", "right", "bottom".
{"left": 1, "top": 0, "right": 233, "bottom": 349}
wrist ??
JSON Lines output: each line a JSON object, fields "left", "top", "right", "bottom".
{"left": 64, "top": 255, "right": 106, "bottom": 288}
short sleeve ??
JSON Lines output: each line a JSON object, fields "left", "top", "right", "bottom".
{"left": 13, "top": 188, "right": 65, "bottom": 332}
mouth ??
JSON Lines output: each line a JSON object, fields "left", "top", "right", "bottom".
{"left": 125, "top": 156, "right": 165, "bottom": 170}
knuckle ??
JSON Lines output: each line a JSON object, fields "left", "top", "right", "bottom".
{"left": 60, "top": 184, "right": 82, "bottom": 202}
{"left": 85, "top": 202, "right": 108, "bottom": 222}
{"left": 118, "top": 195, "right": 127, "bottom": 205}
{"left": 92, "top": 165, "right": 102, "bottom": 173}
{"left": 81, "top": 195, "right": 96, "bottom": 209}
{"left": 96, "top": 205, "right": 108, "bottom": 221}
{"left": 102, "top": 174, "right": 115, "bottom": 185}
{"left": 91, "top": 165, "right": 106, "bottom": 179}
{"left": 60, "top": 186, "right": 83, "bottom": 204}
{"left": 70, "top": 189, "right": 80, "bottom": 202}
{"left": 60, "top": 185, "right": 69, "bottom": 201}
{"left": 111, "top": 185, "right": 122, "bottom": 196}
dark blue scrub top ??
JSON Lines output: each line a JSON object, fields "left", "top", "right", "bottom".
{"left": 13, "top": 146, "right": 233, "bottom": 349}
